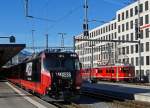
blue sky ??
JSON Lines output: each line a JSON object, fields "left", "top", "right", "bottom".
{"left": 0, "top": 0, "right": 131, "bottom": 49}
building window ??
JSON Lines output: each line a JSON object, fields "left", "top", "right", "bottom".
{"left": 122, "top": 24, "right": 125, "bottom": 32}
{"left": 118, "top": 25, "right": 121, "bottom": 33}
{"left": 131, "top": 45, "right": 134, "bottom": 54}
{"left": 135, "top": 6, "right": 138, "bottom": 15}
{"left": 126, "top": 34, "right": 129, "bottom": 41}
{"left": 131, "top": 57, "right": 134, "bottom": 65}
{"left": 126, "top": 22, "right": 129, "bottom": 31}
{"left": 118, "top": 14, "right": 120, "bottom": 22}
{"left": 122, "top": 47, "right": 125, "bottom": 55}
{"left": 118, "top": 48, "right": 121, "bottom": 55}
{"left": 146, "top": 56, "right": 150, "bottom": 65}
{"left": 122, "top": 12, "right": 124, "bottom": 20}
{"left": 131, "top": 33, "right": 133, "bottom": 41}
{"left": 111, "top": 24, "right": 113, "bottom": 30}
{"left": 140, "top": 30, "right": 143, "bottom": 39}
{"left": 126, "top": 10, "right": 129, "bottom": 18}
{"left": 145, "top": 14, "right": 149, "bottom": 24}
{"left": 141, "top": 56, "right": 144, "bottom": 66}
{"left": 114, "top": 32, "right": 117, "bottom": 39}
{"left": 140, "top": 17, "right": 143, "bottom": 26}
{"left": 140, "top": 43, "right": 144, "bottom": 52}
{"left": 136, "top": 57, "right": 139, "bottom": 66}
{"left": 126, "top": 46, "right": 129, "bottom": 54}
{"left": 145, "top": 28, "right": 149, "bottom": 38}
{"left": 139, "top": 4, "right": 143, "bottom": 13}
{"left": 146, "top": 42, "right": 149, "bottom": 51}
{"left": 135, "top": 44, "right": 138, "bottom": 53}
{"left": 130, "top": 20, "right": 133, "bottom": 29}
{"left": 145, "top": 1, "right": 149, "bottom": 11}
{"left": 130, "top": 8, "right": 133, "bottom": 17}
{"left": 109, "top": 25, "right": 111, "bottom": 31}
{"left": 118, "top": 37, "right": 121, "bottom": 45}
{"left": 114, "top": 23, "right": 117, "bottom": 29}
{"left": 122, "top": 35, "right": 125, "bottom": 43}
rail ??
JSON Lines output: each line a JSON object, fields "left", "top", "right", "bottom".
{"left": 81, "top": 90, "right": 150, "bottom": 108}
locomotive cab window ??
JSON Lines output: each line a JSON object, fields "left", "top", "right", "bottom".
{"left": 43, "top": 53, "right": 80, "bottom": 71}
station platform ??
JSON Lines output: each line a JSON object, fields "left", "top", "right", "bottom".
{"left": 82, "top": 81, "right": 150, "bottom": 103}
{"left": 0, "top": 80, "right": 56, "bottom": 108}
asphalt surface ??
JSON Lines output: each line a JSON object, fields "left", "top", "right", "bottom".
{"left": 0, "top": 80, "right": 56, "bottom": 108}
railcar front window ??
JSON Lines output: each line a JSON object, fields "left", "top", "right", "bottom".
{"left": 44, "top": 56, "right": 80, "bottom": 71}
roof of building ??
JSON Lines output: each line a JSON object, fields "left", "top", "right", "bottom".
{"left": 0, "top": 44, "right": 25, "bottom": 67}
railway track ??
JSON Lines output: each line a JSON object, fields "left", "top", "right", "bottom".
{"left": 81, "top": 90, "right": 150, "bottom": 108}
{"left": 49, "top": 101, "right": 83, "bottom": 108}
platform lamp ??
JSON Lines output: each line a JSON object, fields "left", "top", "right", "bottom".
{"left": 9, "top": 36, "right": 16, "bottom": 43}
{"left": 0, "top": 35, "right": 16, "bottom": 43}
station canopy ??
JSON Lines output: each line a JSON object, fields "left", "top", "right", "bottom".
{"left": 0, "top": 44, "right": 25, "bottom": 67}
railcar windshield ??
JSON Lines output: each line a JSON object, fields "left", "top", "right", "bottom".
{"left": 43, "top": 53, "right": 80, "bottom": 71}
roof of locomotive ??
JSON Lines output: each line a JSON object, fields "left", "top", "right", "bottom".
{"left": 24, "top": 49, "right": 78, "bottom": 62}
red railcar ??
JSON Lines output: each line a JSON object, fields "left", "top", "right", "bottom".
{"left": 81, "top": 64, "right": 135, "bottom": 82}
{"left": 5, "top": 50, "right": 82, "bottom": 100}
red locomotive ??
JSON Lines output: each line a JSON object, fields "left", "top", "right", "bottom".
{"left": 81, "top": 64, "right": 135, "bottom": 82}
{"left": 4, "top": 50, "right": 82, "bottom": 100}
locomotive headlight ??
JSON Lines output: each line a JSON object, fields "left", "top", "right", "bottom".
{"left": 129, "top": 73, "right": 131, "bottom": 77}
{"left": 48, "top": 87, "right": 51, "bottom": 91}
{"left": 76, "top": 86, "right": 80, "bottom": 90}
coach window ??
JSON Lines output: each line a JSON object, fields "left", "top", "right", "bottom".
{"left": 106, "top": 69, "right": 109, "bottom": 73}
{"left": 111, "top": 69, "right": 114, "bottom": 73}
{"left": 98, "top": 69, "right": 102, "bottom": 73}
{"left": 145, "top": 1, "right": 149, "bottom": 11}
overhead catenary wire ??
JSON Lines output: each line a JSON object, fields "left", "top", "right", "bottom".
{"left": 48, "top": 5, "right": 83, "bottom": 30}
